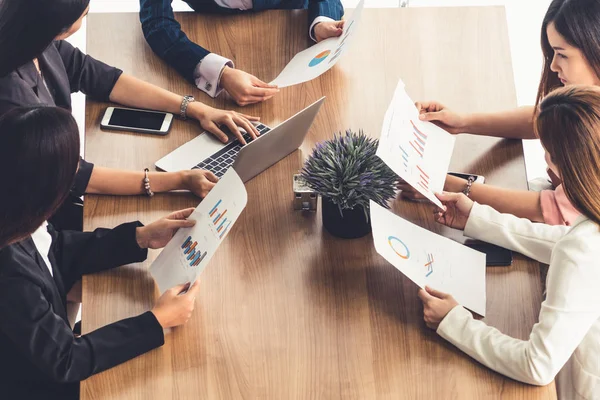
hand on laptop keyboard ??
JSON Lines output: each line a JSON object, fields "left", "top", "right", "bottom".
{"left": 196, "top": 107, "right": 261, "bottom": 145}
{"left": 218, "top": 123, "right": 262, "bottom": 146}
{"left": 193, "top": 123, "right": 272, "bottom": 178}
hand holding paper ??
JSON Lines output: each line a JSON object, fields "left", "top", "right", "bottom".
{"left": 270, "top": 0, "right": 364, "bottom": 87}
{"left": 376, "top": 80, "right": 456, "bottom": 209}
{"left": 150, "top": 169, "right": 247, "bottom": 294}
{"left": 370, "top": 201, "right": 486, "bottom": 316}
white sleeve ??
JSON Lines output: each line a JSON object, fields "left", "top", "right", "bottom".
{"left": 193, "top": 53, "right": 234, "bottom": 98}
{"left": 464, "top": 203, "right": 570, "bottom": 264}
{"left": 309, "top": 16, "right": 335, "bottom": 42}
{"left": 437, "top": 233, "right": 600, "bottom": 385}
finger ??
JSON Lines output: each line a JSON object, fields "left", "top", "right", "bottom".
{"left": 251, "top": 76, "right": 278, "bottom": 89}
{"left": 169, "top": 282, "right": 191, "bottom": 296}
{"left": 248, "top": 87, "right": 280, "bottom": 98}
{"left": 168, "top": 208, "right": 196, "bottom": 220}
{"left": 201, "top": 181, "right": 216, "bottom": 196}
{"left": 203, "top": 170, "right": 219, "bottom": 183}
{"left": 329, "top": 25, "right": 343, "bottom": 36}
{"left": 419, "top": 111, "right": 444, "bottom": 122}
{"left": 239, "top": 95, "right": 276, "bottom": 105}
{"left": 166, "top": 219, "right": 196, "bottom": 229}
{"left": 417, "top": 288, "right": 434, "bottom": 304}
{"left": 186, "top": 280, "right": 202, "bottom": 297}
{"left": 235, "top": 116, "right": 260, "bottom": 140}
{"left": 425, "top": 285, "right": 450, "bottom": 299}
{"left": 223, "top": 118, "right": 246, "bottom": 145}
{"left": 435, "top": 191, "right": 463, "bottom": 203}
{"left": 415, "top": 101, "right": 434, "bottom": 113}
{"left": 205, "top": 123, "right": 229, "bottom": 143}
{"left": 335, "top": 20, "right": 345, "bottom": 29}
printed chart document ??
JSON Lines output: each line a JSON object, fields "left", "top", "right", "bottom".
{"left": 377, "top": 80, "right": 456, "bottom": 209}
{"left": 150, "top": 169, "right": 247, "bottom": 294}
{"left": 270, "top": 0, "right": 364, "bottom": 87}
{"left": 370, "top": 201, "right": 486, "bottom": 316}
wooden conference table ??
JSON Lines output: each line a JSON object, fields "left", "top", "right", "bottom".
{"left": 82, "top": 7, "right": 556, "bottom": 400}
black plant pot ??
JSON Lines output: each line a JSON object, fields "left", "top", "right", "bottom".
{"left": 321, "top": 197, "right": 372, "bottom": 239}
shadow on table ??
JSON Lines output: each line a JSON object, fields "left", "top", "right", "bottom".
{"left": 305, "top": 230, "right": 424, "bottom": 331}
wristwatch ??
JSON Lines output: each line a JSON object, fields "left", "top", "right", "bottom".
{"left": 180, "top": 95, "right": 195, "bottom": 120}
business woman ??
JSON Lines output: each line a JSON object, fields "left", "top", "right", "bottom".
{"left": 400, "top": 0, "right": 599, "bottom": 227}
{"left": 140, "top": 0, "right": 345, "bottom": 105}
{"left": 420, "top": 86, "right": 600, "bottom": 399}
{"left": 0, "top": 0, "right": 260, "bottom": 228}
{"left": 0, "top": 106, "right": 201, "bottom": 400}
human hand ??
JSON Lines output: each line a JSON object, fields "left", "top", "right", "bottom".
{"left": 432, "top": 192, "right": 474, "bottom": 230}
{"left": 220, "top": 66, "right": 279, "bottom": 107}
{"left": 136, "top": 208, "right": 196, "bottom": 249}
{"left": 398, "top": 174, "right": 465, "bottom": 201}
{"left": 314, "top": 20, "right": 344, "bottom": 42}
{"left": 181, "top": 169, "right": 218, "bottom": 198}
{"left": 151, "top": 281, "right": 201, "bottom": 328}
{"left": 418, "top": 286, "right": 459, "bottom": 330}
{"left": 415, "top": 101, "right": 468, "bottom": 134}
{"left": 188, "top": 101, "right": 261, "bottom": 145}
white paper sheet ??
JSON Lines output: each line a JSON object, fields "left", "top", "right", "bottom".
{"left": 270, "top": 0, "right": 364, "bottom": 87}
{"left": 370, "top": 201, "right": 486, "bottom": 316}
{"left": 377, "top": 80, "right": 456, "bottom": 209}
{"left": 150, "top": 169, "right": 247, "bottom": 294}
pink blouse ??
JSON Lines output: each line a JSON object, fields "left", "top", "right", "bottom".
{"left": 540, "top": 184, "right": 581, "bottom": 226}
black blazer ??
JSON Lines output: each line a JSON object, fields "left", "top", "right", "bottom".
{"left": 0, "top": 222, "right": 164, "bottom": 400}
{"left": 0, "top": 40, "right": 124, "bottom": 230}
{"left": 0, "top": 40, "right": 122, "bottom": 199}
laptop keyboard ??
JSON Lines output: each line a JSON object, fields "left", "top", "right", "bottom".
{"left": 192, "top": 123, "right": 271, "bottom": 178}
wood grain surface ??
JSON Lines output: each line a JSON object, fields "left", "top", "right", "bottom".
{"left": 82, "top": 7, "right": 556, "bottom": 399}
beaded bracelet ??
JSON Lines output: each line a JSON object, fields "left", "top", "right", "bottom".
{"left": 143, "top": 168, "right": 154, "bottom": 197}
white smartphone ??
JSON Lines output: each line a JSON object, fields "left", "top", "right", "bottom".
{"left": 448, "top": 172, "right": 486, "bottom": 184}
{"left": 101, "top": 107, "right": 173, "bottom": 135}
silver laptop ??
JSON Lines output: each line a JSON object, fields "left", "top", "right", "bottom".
{"left": 156, "top": 97, "right": 325, "bottom": 182}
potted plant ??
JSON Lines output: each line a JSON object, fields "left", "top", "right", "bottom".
{"left": 301, "top": 130, "right": 398, "bottom": 239}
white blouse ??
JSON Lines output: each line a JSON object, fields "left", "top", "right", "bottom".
{"left": 437, "top": 203, "right": 600, "bottom": 400}
{"left": 30, "top": 221, "right": 53, "bottom": 277}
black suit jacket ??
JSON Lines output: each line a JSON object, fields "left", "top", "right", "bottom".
{"left": 0, "top": 222, "right": 164, "bottom": 400}
{"left": 0, "top": 40, "right": 123, "bottom": 230}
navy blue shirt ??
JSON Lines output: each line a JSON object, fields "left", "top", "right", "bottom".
{"left": 139, "top": 0, "right": 344, "bottom": 84}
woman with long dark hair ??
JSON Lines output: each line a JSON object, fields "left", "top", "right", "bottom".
{"left": 0, "top": 0, "right": 260, "bottom": 229}
{"left": 420, "top": 85, "right": 600, "bottom": 400}
{"left": 399, "top": 0, "right": 599, "bottom": 227}
{"left": 0, "top": 106, "right": 201, "bottom": 399}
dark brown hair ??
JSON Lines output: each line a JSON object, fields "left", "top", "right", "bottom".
{"left": 537, "top": 0, "right": 600, "bottom": 106}
{"left": 536, "top": 85, "right": 600, "bottom": 225}
{"left": 0, "top": 106, "right": 80, "bottom": 247}
{"left": 0, "top": 0, "right": 90, "bottom": 76}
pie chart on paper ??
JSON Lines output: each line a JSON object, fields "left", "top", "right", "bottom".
{"left": 308, "top": 50, "right": 331, "bottom": 67}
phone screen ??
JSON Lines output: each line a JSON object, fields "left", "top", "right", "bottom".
{"left": 108, "top": 108, "right": 166, "bottom": 130}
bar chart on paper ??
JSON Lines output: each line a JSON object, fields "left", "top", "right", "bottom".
{"left": 209, "top": 199, "right": 233, "bottom": 240}
{"left": 377, "top": 80, "right": 455, "bottom": 209}
{"left": 181, "top": 236, "right": 207, "bottom": 267}
{"left": 150, "top": 169, "right": 248, "bottom": 293}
